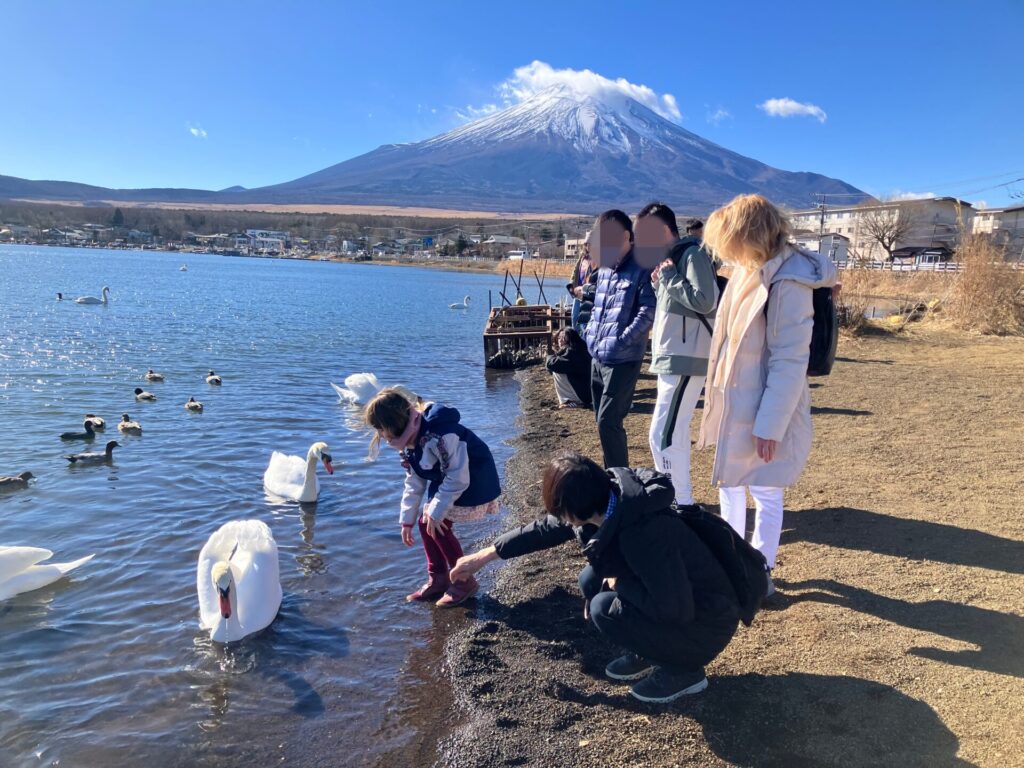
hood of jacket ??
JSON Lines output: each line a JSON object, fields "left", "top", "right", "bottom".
{"left": 582, "top": 467, "right": 675, "bottom": 562}
{"left": 422, "top": 403, "right": 461, "bottom": 432}
{"left": 769, "top": 245, "right": 838, "bottom": 289}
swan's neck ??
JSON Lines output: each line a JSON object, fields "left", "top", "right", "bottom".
{"left": 301, "top": 451, "right": 319, "bottom": 500}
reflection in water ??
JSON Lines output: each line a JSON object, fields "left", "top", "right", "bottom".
{"left": 0, "top": 246, "right": 518, "bottom": 766}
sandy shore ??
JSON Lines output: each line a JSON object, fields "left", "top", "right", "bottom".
{"left": 426, "top": 323, "right": 1022, "bottom": 767}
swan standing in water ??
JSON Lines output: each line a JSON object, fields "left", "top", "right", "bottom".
{"left": 263, "top": 442, "right": 333, "bottom": 502}
{"left": 331, "top": 372, "right": 381, "bottom": 405}
{"left": 0, "top": 547, "right": 95, "bottom": 601}
{"left": 75, "top": 286, "right": 110, "bottom": 305}
{"left": 118, "top": 413, "right": 142, "bottom": 435}
{"left": 197, "top": 520, "right": 281, "bottom": 643}
{"left": 65, "top": 440, "right": 119, "bottom": 464}
{"left": 449, "top": 295, "right": 471, "bottom": 310}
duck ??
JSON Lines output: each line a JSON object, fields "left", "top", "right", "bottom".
{"left": 185, "top": 396, "right": 204, "bottom": 412}
{"left": 84, "top": 413, "right": 105, "bottom": 431}
{"left": 117, "top": 413, "right": 142, "bottom": 435}
{"left": 0, "top": 471, "right": 34, "bottom": 490}
{"left": 330, "top": 372, "right": 382, "bottom": 405}
{"left": 263, "top": 442, "right": 334, "bottom": 503}
{"left": 134, "top": 387, "right": 157, "bottom": 401}
{"left": 0, "top": 546, "right": 95, "bottom": 601}
{"left": 206, "top": 370, "right": 222, "bottom": 385}
{"left": 75, "top": 286, "right": 110, "bottom": 305}
{"left": 60, "top": 420, "right": 96, "bottom": 441}
{"left": 144, "top": 369, "right": 165, "bottom": 382}
{"left": 449, "top": 295, "right": 471, "bottom": 310}
{"left": 197, "top": 520, "right": 282, "bottom": 643}
{"left": 65, "top": 440, "right": 119, "bottom": 464}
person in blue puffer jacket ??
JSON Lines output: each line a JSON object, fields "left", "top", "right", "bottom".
{"left": 583, "top": 209, "right": 657, "bottom": 468}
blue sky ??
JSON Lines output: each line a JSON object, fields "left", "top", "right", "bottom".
{"left": 3, "top": 0, "right": 1022, "bottom": 207}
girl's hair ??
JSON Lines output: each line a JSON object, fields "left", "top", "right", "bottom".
{"left": 541, "top": 452, "right": 611, "bottom": 524}
{"left": 556, "top": 327, "right": 586, "bottom": 356}
{"left": 703, "top": 194, "right": 790, "bottom": 270}
{"left": 636, "top": 201, "right": 679, "bottom": 237}
{"left": 595, "top": 209, "right": 634, "bottom": 243}
{"left": 364, "top": 388, "right": 416, "bottom": 458}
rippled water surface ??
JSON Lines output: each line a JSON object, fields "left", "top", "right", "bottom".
{"left": 0, "top": 246, "right": 526, "bottom": 766}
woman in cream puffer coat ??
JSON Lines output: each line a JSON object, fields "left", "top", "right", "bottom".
{"left": 697, "top": 195, "right": 837, "bottom": 587}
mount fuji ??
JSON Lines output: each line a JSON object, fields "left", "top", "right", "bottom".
{"left": 231, "top": 85, "right": 863, "bottom": 213}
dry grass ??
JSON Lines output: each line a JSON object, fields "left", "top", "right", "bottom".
{"left": 948, "top": 235, "right": 1024, "bottom": 335}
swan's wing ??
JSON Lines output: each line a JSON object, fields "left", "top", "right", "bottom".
{"left": 234, "top": 522, "right": 282, "bottom": 633}
{"left": 0, "top": 547, "right": 54, "bottom": 584}
{"left": 0, "top": 554, "right": 92, "bottom": 601}
{"left": 331, "top": 382, "right": 358, "bottom": 403}
{"left": 263, "top": 452, "right": 306, "bottom": 500}
{"left": 343, "top": 372, "right": 382, "bottom": 404}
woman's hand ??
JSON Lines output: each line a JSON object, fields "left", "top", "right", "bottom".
{"left": 400, "top": 524, "right": 415, "bottom": 547}
{"left": 573, "top": 286, "right": 584, "bottom": 299}
{"left": 423, "top": 514, "right": 450, "bottom": 540}
{"left": 755, "top": 437, "right": 778, "bottom": 463}
{"left": 450, "top": 546, "right": 498, "bottom": 582}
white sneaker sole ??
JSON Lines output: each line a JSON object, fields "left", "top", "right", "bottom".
{"left": 605, "top": 663, "right": 655, "bottom": 682}
{"left": 629, "top": 676, "right": 708, "bottom": 703}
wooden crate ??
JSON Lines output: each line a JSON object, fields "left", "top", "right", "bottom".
{"left": 483, "top": 304, "right": 573, "bottom": 369}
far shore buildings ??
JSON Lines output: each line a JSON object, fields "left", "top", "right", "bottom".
{"left": 971, "top": 205, "right": 1024, "bottom": 257}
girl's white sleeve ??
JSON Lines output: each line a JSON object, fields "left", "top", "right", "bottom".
{"left": 425, "top": 434, "right": 470, "bottom": 521}
{"left": 399, "top": 468, "right": 428, "bottom": 526}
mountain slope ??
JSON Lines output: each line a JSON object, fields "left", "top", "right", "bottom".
{"left": 0, "top": 174, "right": 220, "bottom": 204}
{"left": 238, "top": 86, "right": 863, "bottom": 212}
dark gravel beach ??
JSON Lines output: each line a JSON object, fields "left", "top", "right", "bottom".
{"left": 409, "top": 325, "right": 1023, "bottom": 768}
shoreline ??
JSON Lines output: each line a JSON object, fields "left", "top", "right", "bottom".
{"left": 429, "top": 326, "right": 1022, "bottom": 766}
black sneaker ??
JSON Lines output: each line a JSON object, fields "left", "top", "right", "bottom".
{"left": 604, "top": 652, "right": 655, "bottom": 681}
{"left": 629, "top": 667, "right": 708, "bottom": 703}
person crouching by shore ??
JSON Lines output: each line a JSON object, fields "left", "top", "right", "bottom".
{"left": 697, "top": 194, "right": 837, "bottom": 595}
{"left": 545, "top": 328, "right": 592, "bottom": 409}
{"left": 450, "top": 452, "right": 742, "bottom": 703}
{"left": 365, "top": 388, "right": 501, "bottom": 607}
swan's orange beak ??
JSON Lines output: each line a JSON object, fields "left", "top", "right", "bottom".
{"left": 322, "top": 454, "right": 334, "bottom": 474}
{"left": 218, "top": 586, "right": 232, "bottom": 619}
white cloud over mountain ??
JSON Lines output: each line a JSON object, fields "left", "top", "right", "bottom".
{"left": 758, "top": 97, "right": 827, "bottom": 123}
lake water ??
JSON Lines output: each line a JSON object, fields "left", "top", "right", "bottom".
{"left": 0, "top": 246, "right": 532, "bottom": 766}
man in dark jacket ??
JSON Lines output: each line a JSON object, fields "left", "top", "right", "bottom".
{"left": 583, "top": 210, "right": 657, "bottom": 468}
{"left": 450, "top": 452, "right": 741, "bottom": 703}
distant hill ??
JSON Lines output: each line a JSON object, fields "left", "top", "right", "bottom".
{"left": 1, "top": 89, "right": 864, "bottom": 213}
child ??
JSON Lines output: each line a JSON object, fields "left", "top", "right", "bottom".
{"left": 545, "top": 327, "right": 592, "bottom": 409}
{"left": 697, "top": 194, "right": 836, "bottom": 596}
{"left": 365, "top": 388, "right": 501, "bottom": 607}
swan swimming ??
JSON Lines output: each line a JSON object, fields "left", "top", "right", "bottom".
{"left": 180, "top": 265, "right": 188, "bottom": 272}
{"left": 65, "top": 440, "right": 119, "bottom": 464}
{"left": 197, "top": 520, "right": 282, "bottom": 643}
{"left": 449, "top": 295, "right": 471, "bottom": 310}
{"left": 263, "top": 442, "right": 334, "bottom": 503}
{"left": 118, "top": 413, "right": 142, "bottom": 435}
{"left": 0, "top": 546, "right": 95, "bottom": 601}
{"left": 75, "top": 286, "right": 110, "bottom": 305}
{"left": 331, "top": 372, "right": 382, "bottom": 405}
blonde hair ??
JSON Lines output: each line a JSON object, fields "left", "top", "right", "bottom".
{"left": 364, "top": 388, "right": 417, "bottom": 458}
{"left": 703, "top": 194, "right": 790, "bottom": 270}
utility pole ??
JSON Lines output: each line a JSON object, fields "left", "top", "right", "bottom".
{"left": 818, "top": 193, "right": 827, "bottom": 236}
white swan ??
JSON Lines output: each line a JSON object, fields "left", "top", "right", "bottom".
{"left": 180, "top": 264, "right": 188, "bottom": 272}
{"left": 197, "top": 520, "right": 281, "bottom": 643}
{"left": 263, "top": 442, "right": 334, "bottom": 503}
{"left": 75, "top": 286, "right": 110, "bottom": 305}
{"left": 330, "top": 372, "right": 382, "bottom": 405}
{"left": 0, "top": 546, "right": 94, "bottom": 601}
{"left": 449, "top": 295, "right": 471, "bottom": 310}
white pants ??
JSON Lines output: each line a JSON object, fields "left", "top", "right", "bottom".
{"left": 718, "top": 485, "right": 785, "bottom": 568}
{"left": 648, "top": 373, "right": 705, "bottom": 506}
{"left": 552, "top": 372, "right": 581, "bottom": 405}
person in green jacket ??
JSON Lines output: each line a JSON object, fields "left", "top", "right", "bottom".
{"left": 636, "top": 205, "right": 719, "bottom": 507}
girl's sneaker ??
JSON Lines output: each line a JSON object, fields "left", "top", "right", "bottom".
{"left": 436, "top": 576, "right": 479, "bottom": 608}
{"left": 406, "top": 576, "right": 450, "bottom": 602}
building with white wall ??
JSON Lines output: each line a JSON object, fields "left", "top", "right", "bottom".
{"left": 972, "top": 205, "right": 1024, "bottom": 258}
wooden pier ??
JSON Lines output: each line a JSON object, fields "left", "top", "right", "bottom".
{"left": 483, "top": 304, "right": 572, "bottom": 369}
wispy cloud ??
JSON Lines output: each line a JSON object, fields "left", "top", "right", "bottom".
{"left": 187, "top": 123, "right": 208, "bottom": 139}
{"left": 758, "top": 97, "right": 827, "bottom": 123}
{"left": 456, "top": 60, "right": 682, "bottom": 124}
{"left": 706, "top": 106, "right": 731, "bottom": 125}
{"left": 888, "top": 190, "right": 936, "bottom": 201}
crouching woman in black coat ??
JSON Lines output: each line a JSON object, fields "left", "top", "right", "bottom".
{"left": 545, "top": 328, "right": 592, "bottom": 409}
{"left": 450, "top": 452, "right": 741, "bottom": 703}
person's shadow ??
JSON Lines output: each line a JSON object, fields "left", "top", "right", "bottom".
{"left": 783, "top": 578, "right": 1024, "bottom": 678}
{"left": 783, "top": 506, "right": 1024, "bottom": 575}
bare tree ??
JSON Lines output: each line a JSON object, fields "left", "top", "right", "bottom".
{"left": 858, "top": 202, "right": 922, "bottom": 261}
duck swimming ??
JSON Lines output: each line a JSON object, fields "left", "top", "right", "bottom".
{"left": 60, "top": 420, "right": 96, "bottom": 441}
{"left": 185, "top": 397, "right": 204, "bottom": 412}
{"left": 0, "top": 471, "right": 34, "bottom": 490}
{"left": 134, "top": 387, "right": 157, "bottom": 401}
{"left": 84, "top": 414, "right": 105, "bottom": 431}
{"left": 206, "top": 370, "right": 222, "bottom": 385}
{"left": 117, "top": 414, "right": 142, "bottom": 435}
{"left": 65, "top": 440, "right": 119, "bottom": 464}
{"left": 145, "top": 369, "right": 165, "bottom": 382}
